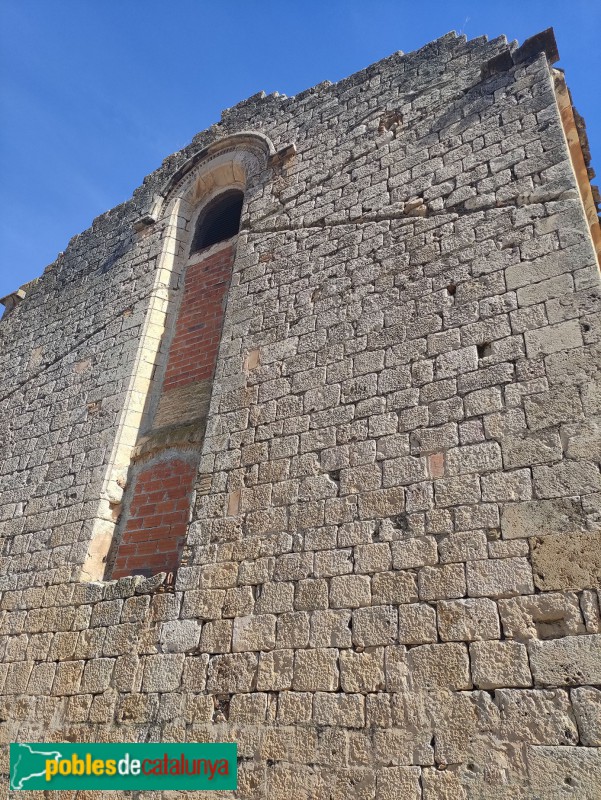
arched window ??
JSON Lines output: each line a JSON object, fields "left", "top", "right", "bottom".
{"left": 190, "top": 189, "right": 244, "bottom": 253}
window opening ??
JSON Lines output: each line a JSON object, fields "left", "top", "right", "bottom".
{"left": 191, "top": 190, "right": 243, "bottom": 253}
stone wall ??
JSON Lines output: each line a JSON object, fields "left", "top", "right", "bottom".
{"left": 1, "top": 28, "right": 601, "bottom": 799}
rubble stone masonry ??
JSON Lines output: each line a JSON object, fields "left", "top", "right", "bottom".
{"left": 1, "top": 28, "right": 600, "bottom": 799}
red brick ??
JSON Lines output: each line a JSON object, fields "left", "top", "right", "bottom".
{"left": 112, "top": 457, "right": 197, "bottom": 577}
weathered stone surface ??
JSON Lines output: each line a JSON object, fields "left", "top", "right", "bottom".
{"left": 407, "top": 643, "right": 471, "bottom": 691}
{"left": 159, "top": 619, "right": 201, "bottom": 653}
{"left": 501, "top": 498, "right": 588, "bottom": 539}
{"left": 340, "top": 647, "right": 385, "bottom": 692}
{"left": 391, "top": 536, "right": 438, "bottom": 569}
{"left": 466, "top": 557, "right": 534, "bottom": 598}
{"left": 438, "top": 598, "right": 501, "bottom": 641}
{"left": 313, "top": 692, "right": 365, "bottom": 727}
{"left": 232, "top": 614, "right": 276, "bottom": 652}
{"left": 527, "top": 746, "right": 601, "bottom": 799}
{"left": 257, "top": 649, "right": 294, "bottom": 691}
{"left": 372, "top": 570, "right": 418, "bottom": 605}
{"left": 530, "top": 531, "right": 601, "bottom": 590}
{"left": 397, "top": 603, "right": 438, "bottom": 644}
{"left": 207, "top": 653, "right": 258, "bottom": 693}
{"left": 470, "top": 641, "right": 532, "bottom": 688}
{"left": 80, "top": 658, "right": 115, "bottom": 694}
{"left": 330, "top": 575, "right": 371, "bottom": 608}
{"left": 571, "top": 686, "right": 601, "bottom": 746}
{"left": 309, "top": 610, "right": 351, "bottom": 648}
{"left": 494, "top": 688, "right": 578, "bottom": 745}
{"left": 142, "top": 654, "right": 184, "bottom": 692}
{"left": 418, "top": 564, "right": 466, "bottom": 600}
{"left": 376, "top": 766, "right": 421, "bottom": 800}
{"left": 229, "top": 692, "right": 268, "bottom": 724}
{"left": 498, "top": 593, "right": 585, "bottom": 640}
{"left": 528, "top": 635, "right": 601, "bottom": 686}
{"left": 293, "top": 648, "right": 339, "bottom": 691}
{"left": 0, "top": 27, "right": 599, "bottom": 800}
{"left": 352, "top": 606, "right": 397, "bottom": 647}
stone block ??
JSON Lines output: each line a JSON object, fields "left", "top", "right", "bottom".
{"left": 523, "top": 386, "right": 583, "bottom": 431}
{"left": 229, "top": 692, "right": 268, "bottom": 724}
{"left": 294, "top": 578, "right": 328, "bottom": 611}
{"left": 26, "top": 662, "right": 56, "bottom": 695}
{"left": 232, "top": 614, "right": 276, "bottom": 652}
{"left": 80, "top": 658, "right": 115, "bottom": 694}
{"left": 199, "top": 561, "right": 238, "bottom": 588}
{"left": 102, "top": 623, "right": 141, "bottom": 657}
{"left": 354, "top": 542, "right": 392, "bottom": 572}
{"left": 339, "top": 464, "right": 381, "bottom": 494}
{"left": 255, "top": 582, "right": 295, "bottom": 614}
{"left": 466, "top": 557, "right": 534, "bottom": 598}
{"left": 223, "top": 586, "right": 255, "bottom": 617}
{"left": 481, "top": 469, "right": 532, "bottom": 501}
{"left": 418, "top": 564, "right": 466, "bottom": 600}
{"left": 422, "top": 767, "right": 468, "bottom": 799}
{"left": 528, "top": 635, "right": 601, "bottom": 686}
{"left": 51, "top": 660, "right": 84, "bottom": 695}
{"left": 382, "top": 456, "right": 428, "bottom": 487}
{"left": 207, "top": 652, "right": 258, "bottom": 693}
{"left": 533, "top": 460, "right": 601, "bottom": 498}
{"left": 501, "top": 497, "right": 587, "bottom": 539}
{"left": 314, "top": 548, "right": 353, "bottom": 577}
{"left": 530, "top": 531, "right": 601, "bottom": 590}
{"left": 571, "top": 686, "right": 601, "bottom": 745}
{"left": 493, "top": 688, "right": 578, "bottom": 745}
{"left": 257, "top": 649, "right": 294, "bottom": 691}
{"left": 200, "top": 619, "right": 233, "bottom": 653}
{"left": 376, "top": 766, "right": 421, "bottom": 800}
{"left": 159, "top": 619, "right": 201, "bottom": 653}
{"left": 181, "top": 654, "right": 209, "bottom": 691}
{"left": 142, "top": 654, "right": 184, "bottom": 692}
{"left": 398, "top": 603, "right": 437, "bottom": 644}
{"left": 498, "top": 593, "right": 585, "bottom": 640}
{"left": 437, "top": 598, "right": 501, "bottom": 641}
{"left": 391, "top": 536, "right": 438, "bottom": 569}
{"left": 358, "top": 487, "right": 405, "bottom": 519}
{"left": 372, "top": 570, "right": 418, "bottom": 604}
{"left": 352, "top": 605, "right": 397, "bottom": 647}
{"left": 527, "top": 746, "right": 601, "bottom": 799}
{"left": 502, "top": 432, "right": 562, "bottom": 468}
{"left": 438, "top": 530, "right": 488, "bottom": 563}
{"left": 293, "top": 648, "right": 339, "bottom": 691}
{"left": 407, "top": 643, "right": 471, "bottom": 690}
{"left": 276, "top": 612, "right": 310, "bottom": 649}
{"left": 330, "top": 574, "right": 371, "bottom": 608}
{"left": 445, "top": 442, "right": 502, "bottom": 476}
{"left": 470, "top": 640, "right": 531, "bottom": 688}
{"left": 181, "top": 589, "right": 225, "bottom": 619}
{"left": 524, "top": 319, "right": 583, "bottom": 358}
{"left": 313, "top": 692, "right": 365, "bottom": 727}
{"left": 340, "top": 647, "right": 386, "bottom": 692}
{"left": 434, "top": 475, "right": 481, "bottom": 507}
{"left": 277, "top": 691, "right": 313, "bottom": 724}
{"left": 121, "top": 594, "right": 151, "bottom": 623}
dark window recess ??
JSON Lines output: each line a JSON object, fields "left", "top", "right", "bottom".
{"left": 191, "top": 190, "right": 243, "bottom": 253}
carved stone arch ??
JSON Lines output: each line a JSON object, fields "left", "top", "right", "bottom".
{"left": 151, "top": 130, "right": 276, "bottom": 221}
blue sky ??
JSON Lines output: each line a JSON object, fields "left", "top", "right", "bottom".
{"left": 1, "top": 0, "right": 599, "bottom": 299}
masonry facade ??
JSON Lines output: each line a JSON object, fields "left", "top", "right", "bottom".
{"left": 1, "top": 28, "right": 601, "bottom": 799}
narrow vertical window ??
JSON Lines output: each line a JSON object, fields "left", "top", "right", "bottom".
{"left": 109, "top": 189, "right": 243, "bottom": 578}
